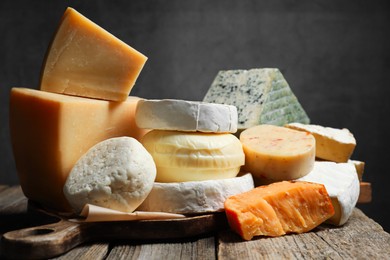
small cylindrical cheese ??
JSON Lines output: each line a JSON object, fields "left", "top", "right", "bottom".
{"left": 240, "top": 125, "right": 315, "bottom": 182}
{"left": 141, "top": 130, "right": 245, "bottom": 182}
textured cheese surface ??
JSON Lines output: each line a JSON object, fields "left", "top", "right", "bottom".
{"left": 141, "top": 130, "right": 245, "bottom": 182}
{"left": 203, "top": 68, "right": 310, "bottom": 129}
{"left": 40, "top": 7, "right": 147, "bottom": 101}
{"left": 297, "top": 161, "right": 359, "bottom": 225}
{"left": 285, "top": 123, "right": 356, "bottom": 162}
{"left": 240, "top": 125, "right": 315, "bottom": 181}
{"left": 64, "top": 137, "right": 156, "bottom": 214}
{"left": 137, "top": 173, "right": 254, "bottom": 214}
{"left": 135, "top": 99, "right": 238, "bottom": 133}
{"left": 9, "top": 88, "right": 148, "bottom": 211}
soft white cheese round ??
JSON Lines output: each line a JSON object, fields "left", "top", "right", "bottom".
{"left": 135, "top": 99, "right": 238, "bottom": 133}
{"left": 137, "top": 173, "right": 254, "bottom": 214}
{"left": 141, "top": 130, "right": 245, "bottom": 182}
{"left": 63, "top": 137, "right": 156, "bottom": 213}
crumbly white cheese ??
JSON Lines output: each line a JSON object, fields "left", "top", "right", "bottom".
{"left": 297, "top": 161, "right": 360, "bottom": 225}
{"left": 135, "top": 99, "right": 238, "bottom": 133}
{"left": 63, "top": 137, "right": 156, "bottom": 213}
{"left": 203, "top": 68, "right": 310, "bottom": 130}
{"left": 137, "top": 173, "right": 254, "bottom": 214}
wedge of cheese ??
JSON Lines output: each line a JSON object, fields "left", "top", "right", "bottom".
{"left": 297, "top": 161, "right": 360, "bottom": 225}
{"left": 141, "top": 130, "right": 245, "bottom": 182}
{"left": 40, "top": 7, "right": 147, "bottom": 101}
{"left": 348, "top": 159, "right": 365, "bottom": 181}
{"left": 224, "top": 181, "right": 334, "bottom": 240}
{"left": 285, "top": 123, "right": 356, "bottom": 163}
{"left": 240, "top": 125, "right": 315, "bottom": 182}
{"left": 203, "top": 68, "right": 310, "bottom": 131}
{"left": 135, "top": 99, "right": 238, "bottom": 133}
{"left": 9, "top": 88, "right": 148, "bottom": 211}
{"left": 137, "top": 173, "right": 254, "bottom": 214}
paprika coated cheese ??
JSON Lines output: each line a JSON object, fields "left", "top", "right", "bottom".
{"left": 10, "top": 88, "right": 148, "bottom": 211}
{"left": 240, "top": 125, "right": 315, "bottom": 182}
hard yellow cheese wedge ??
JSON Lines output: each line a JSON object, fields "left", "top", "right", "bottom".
{"left": 40, "top": 7, "right": 147, "bottom": 101}
{"left": 141, "top": 130, "right": 245, "bottom": 182}
{"left": 10, "top": 88, "right": 148, "bottom": 211}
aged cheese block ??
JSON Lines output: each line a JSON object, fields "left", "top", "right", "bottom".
{"left": 240, "top": 125, "right": 315, "bottom": 182}
{"left": 135, "top": 99, "right": 238, "bottom": 133}
{"left": 137, "top": 173, "right": 254, "bottom": 214}
{"left": 297, "top": 161, "right": 360, "bottom": 226}
{"left": 141, "top": 130, "right": 245, "bottom": 182}
{"left": 224, "top": 181, "right": 334, "bottom": 240}
{"left": 64, "top": 137, "right": 156, "bottom": 213}
{"left": 9, "top": 88, "right": 148, "bottom": 211}
{"left": 203, "top": 68, "right": 310, "bottom": 131}
{"left": 40, "top": 7, "right": 147, "bottom": 101}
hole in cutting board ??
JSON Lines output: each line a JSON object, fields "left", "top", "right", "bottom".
{"left": 25, "top": 228, "right": 54, "bottom": 236}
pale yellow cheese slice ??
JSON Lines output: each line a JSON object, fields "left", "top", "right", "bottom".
{"left": 40, "top": 7, "right": 147, "bottom": 101}
{"left": 10, "top": 88, "right": 148, "bottom": 212}
{"left": 141, "top": 130, "right": 245, "bottom": 182}
{"left": 240, "top": 125, "right": 315, "bottom": 182}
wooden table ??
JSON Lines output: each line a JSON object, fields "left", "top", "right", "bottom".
{"left": 1, "top": 185, "right": 389, "bottom": 259}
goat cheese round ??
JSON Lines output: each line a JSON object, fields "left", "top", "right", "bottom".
{"left": 240, "top": 125, "right": 315, "bottom": 181}
{"left": 137, "top": 173, "right": 254, "bottom": 214}
{"left": 135, "top": 99, "right": 238, "bottom": 133}
{"left": 63, "top": 137, "right": 156, "bottom": 213}
{"left": 141, "top": 130, "right": 245, "bottom": 182}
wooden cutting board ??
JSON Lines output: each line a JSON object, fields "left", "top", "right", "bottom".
{"left": 1, "top": 201, "right": 228, "bottom": 259}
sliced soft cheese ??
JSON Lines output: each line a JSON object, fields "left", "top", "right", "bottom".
{"left": 135, "top": 99, "right": 238, "bottom": 133}
{"left": 203, "top": 68, "right": 310, "bottom": 131}
{"left": 137, "top": 173, "right": 254, "bottom": 214}
{"left": 285, "top": 123, "right": 356, "bottom": 162}
{"left": 40, "top": 7, "right": 147, "bottom": 101}
{"left": 297, "top": 161, "right": 360, "bottom": 226}
{"left": 141, "top": 130, "right": 245, "bottom": 182}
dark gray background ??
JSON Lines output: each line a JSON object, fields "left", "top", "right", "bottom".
{"left": 1, "top": 1, "right": 389, "bottom": 231}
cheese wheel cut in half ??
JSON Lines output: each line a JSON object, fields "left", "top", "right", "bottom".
{"left": 141, "top": 130, "right": 245, "bottom": 182}
{"left": 135, "top": 99, "right": 238, "bottom": 133}
{"left": 240, "top": 125, "right": 315, "bottom": 181}
{"left": 64, "top": 137, "right": 156, "bottom": 213}
{"left": 137, "top": 173, "right": 254, "bottom": 214}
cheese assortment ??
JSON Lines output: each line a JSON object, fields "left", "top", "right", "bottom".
{"left": 64, "top": 137, "right": 156, "bottom": 213}
{"left": 135, "top": 99, "right": 238, "bottom": 133}
{"left": 285, "top": 123, "right": 356, "bottom": 162}
{"left": 9, "top": 6, "right": 369, "bottom": 244}
{"left": 40, "top": 7, "right": 147, "bottom": 102}
{"left": 137, "top": 173, "right": 254, "bottom": 214}
{"left": 203, "top": 68, "right": 310, "bottom": 131}
{"left": 240, "top": 125, "right": 316, "bottom": 182}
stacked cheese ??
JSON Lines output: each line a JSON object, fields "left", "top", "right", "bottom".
{"left": 10, "top": 8, "right": 148, "bottom": 212}
{"left": 134, "top": 99, "right": 254, "bottom": 213}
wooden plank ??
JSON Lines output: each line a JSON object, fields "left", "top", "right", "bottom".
{"left": 217, "top": 208, "right": 390, "bottom": 259}
{"left": 358, "top": 182, "right": 372, "bottom": 203}
{"left": 53, "top": 243, "right": 109, "bottom": 260}
{"left": 106, "top": 236, "right": 216, "bottom": 260}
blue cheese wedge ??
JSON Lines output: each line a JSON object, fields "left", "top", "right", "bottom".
{"left": 297, "top": 161, "right": 360, "bottom": 226}
{"left": 203, "top": 68, "right": 310, "bottom": 130}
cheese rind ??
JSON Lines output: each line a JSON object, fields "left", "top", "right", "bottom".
{"left": 240, "top": 125, "right": 315, "bottom": 181}
{"left": 285, "top": 123, "right": 356, "bottom": 163}
{"left": 141, "top": 130, "right": 245, "bottom": 182}
{"left": 297, "top": 161, "right": 360, "bottom": 225}
{"left": 203, "top": 68, "right": 310, "bottom": 130}
{"left": 135, "top": 99, "right": 238, "bottom": 133}
{"left": 137, "top": 173, "right": 254, "bottom": 214}
{"left": 64, "top": 137, "right": 156, "bottom": 214}
{"left": 9, "top": 88, "right": 148, "bottom": 211}
{"left": 40, "top": 7, "right": 147, "bottom": 101}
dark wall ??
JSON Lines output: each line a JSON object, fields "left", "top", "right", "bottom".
{"left": 1, "top": 1, "right": 389, "bottom": 231}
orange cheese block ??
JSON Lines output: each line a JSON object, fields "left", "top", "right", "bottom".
{"left": 9, "top": 88, "right": 148, "bottom": 212}
{"left": 224, "top": 181, "right": 334, "bottom": 240}
{"left": 240, "top": 125, "right": 315, "bottom": 182}
{"left": 40, "top": 7, "right": 147, "bottom": 101}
